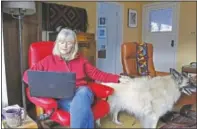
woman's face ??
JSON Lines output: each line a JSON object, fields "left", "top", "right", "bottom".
{"left": 58, "top": 36, "right": 75, "bottom": 55}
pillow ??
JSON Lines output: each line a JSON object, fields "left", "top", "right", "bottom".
{"left": 136, "top": 42, "right": 149, "bottom": 76}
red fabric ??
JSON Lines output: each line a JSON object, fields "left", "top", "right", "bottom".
{"left": 23, "top": 49, "right": 119, "bottom": 86}
{"left": 88, "top": 82, "right": 114, "bottom": 98}
{"left": 92, "top": 100, "right": 110, "bottom": 120}
{"left": 46, "top": 109, "right": 70, "bottom": 126}
{"left": 26, "top": 88, "right": 58, "bottom": 110}
{"left": 45, "top": 99, "right": 110, "bottom": 126}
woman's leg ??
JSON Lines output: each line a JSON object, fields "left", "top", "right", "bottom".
{"left": 70, "top": 86, "right": 94, "bottom": 128}
{"left": 58, "top": 97, "right": 72, "bottom": 112}
{"left": 58, "top": 86, "right": 94, "bottom": 128}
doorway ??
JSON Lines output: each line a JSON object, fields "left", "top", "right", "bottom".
{"left": 142, "top": 2, "right": 180, "bottom": 72}
{"left": 96, "top": 2, "right": 123, "bottom": 74}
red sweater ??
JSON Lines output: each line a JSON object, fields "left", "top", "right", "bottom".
{"left": 23, "top": 54, "right": 120, "bottom": 86}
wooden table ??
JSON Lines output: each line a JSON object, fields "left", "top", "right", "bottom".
{"left": 182, "top": 65, "right": 196, "bottom": 74}
{"left": 175, "top": 92, "right": 196, "bottom": 107}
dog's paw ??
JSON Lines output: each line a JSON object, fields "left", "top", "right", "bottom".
{"left": 113, "top": 120, "right": 123, "bottom": 125}
{"left": 95, "top": 119, "right": 101, "bottom": 128}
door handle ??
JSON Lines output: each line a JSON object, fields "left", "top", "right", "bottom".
{"left": 171, "top": 40, "right": 174, "bottom": 47}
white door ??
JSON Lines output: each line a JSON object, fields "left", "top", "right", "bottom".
{"left": 96, "top": 2, "right": 123, "bottom": 74}
{"left": 142, "top": 2, "right": 180, "bottom": 72}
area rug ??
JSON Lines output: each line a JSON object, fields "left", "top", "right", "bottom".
{"left": 160, "top": 110, "right": 196, "bottom": 128}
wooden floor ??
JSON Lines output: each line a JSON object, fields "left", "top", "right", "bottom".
{"left": 32, "top": 93, "right": 197, "bottom": 128}
{"left": 100, "top": 103, "right": 196, "bottom": 128}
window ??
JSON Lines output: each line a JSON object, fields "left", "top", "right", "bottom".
{"left": 149, "top": 8, "right": 173, "bottom": 32}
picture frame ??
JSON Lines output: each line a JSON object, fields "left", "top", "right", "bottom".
{"left": 128, "top": 9, "right": 137, "bottom": 28}
{"left": 98, "top": 17, "right": 106, "bottom": 26}
{"left": 98, "top": 27, "right": 107, "bottom": 39}
{"left": 98, "top": 45, "right": 106, "bottom": 58}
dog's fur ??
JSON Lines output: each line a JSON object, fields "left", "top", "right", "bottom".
{"left": 102, "top": 69, "right": 194, "bottom": 128}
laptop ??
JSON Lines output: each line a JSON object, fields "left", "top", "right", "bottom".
{"left": 27, "top": 70, "right": 76, "bottom": 99}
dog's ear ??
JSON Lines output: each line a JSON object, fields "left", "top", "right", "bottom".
{"left": 170, "top": 68, "right": 181, "bottom": 80}
{"left": 170, "top": 68, "right": 174, "bottom": 74}
{"left": 182, "top": 72, "right": 188, "bottom": 78}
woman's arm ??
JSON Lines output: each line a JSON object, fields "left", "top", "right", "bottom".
{"left": 84, "top": 59, "right": 120, "bottom": 83}
{"left": 23, "top": 57, "right": 48, "bottom": 84}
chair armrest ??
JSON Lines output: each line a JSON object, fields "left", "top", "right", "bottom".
{"left": 156, "top": 71, "right": 169, "bottom": 76}
{"left": 26, "top": 88, "right": 58, "bottom": 110}
{"left": 88, "top": 82, "right": 114, "bottom": 98}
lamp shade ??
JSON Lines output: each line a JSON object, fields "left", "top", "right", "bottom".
{"left": 3, "top": 2, "right": 36, "bottom": 15}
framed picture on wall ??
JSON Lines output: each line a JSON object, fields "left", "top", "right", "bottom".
{"left": 98, "top": 17, "right": 106, "bottom": 26}
{"left": 128, "top": 9, "right": 137, "bottom": 28}
{"left": 98, "top": 27, "right": 107, "bottom": 39}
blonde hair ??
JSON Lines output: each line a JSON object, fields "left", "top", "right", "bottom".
{"left": 52, "top": 28, "right": 78, "bottom": 61}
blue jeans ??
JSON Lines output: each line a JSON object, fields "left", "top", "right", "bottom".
{"left": 58, "top": 86, "right": 94, "bottom": 128}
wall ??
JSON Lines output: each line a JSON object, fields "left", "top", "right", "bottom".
{"left": 177, "top": 2, "right": 196, "bottom": 71}
{"left": 50, "top": 2, "right": 196, "bottom": 71}
{"left": 49, "top": 2, "right": 96, "bottom": 33}
{"left": 51, "top": 2, "right": 142, "bottom": 43}
{"left": 119, "top": 2, "right": 142, "bottom": 43}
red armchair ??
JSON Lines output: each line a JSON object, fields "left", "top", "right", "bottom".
{"left": 26, "top": 41, "right": 114, "bottom": 127}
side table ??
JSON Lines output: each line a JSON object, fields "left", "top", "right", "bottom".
{"left": 182, "top": 65, "right": 196, "bottom": 75}
{"left": 175, "top": 92, "right": 196, "bottom": 106}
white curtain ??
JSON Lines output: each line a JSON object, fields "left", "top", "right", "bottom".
{"left": 1, "top": 14, "right": 9, "bottom": 108}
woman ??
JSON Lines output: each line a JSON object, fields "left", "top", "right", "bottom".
{"left": 23, "top": 28, "right": 128, "bottom": 128}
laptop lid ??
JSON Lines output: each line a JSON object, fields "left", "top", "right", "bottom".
{"left": 27, "top": 70, "right": 76, "bottom": 99}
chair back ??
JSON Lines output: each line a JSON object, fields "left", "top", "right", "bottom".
{"left": 121, "top": 42, "right": 156, "bottom": 76}
{"left": 28, "top": 41, "right": 54, "bottom": 67}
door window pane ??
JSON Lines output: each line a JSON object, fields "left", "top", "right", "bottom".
{"left": 149, "top": 8, "right": 172, "bottom": 32}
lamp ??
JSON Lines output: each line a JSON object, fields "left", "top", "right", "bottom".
{"left": 3, "top": 1, "right": 36, "bottom": 119}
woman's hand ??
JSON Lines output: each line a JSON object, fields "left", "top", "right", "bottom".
{"left": 118, "top": 75, "right": 131, "bottom": 83}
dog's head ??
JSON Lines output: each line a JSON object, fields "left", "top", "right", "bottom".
{"left": 170, "top": 68, "right": 196, "bottom": 95}
{"left": 170, "top": 68, "right": 189, "bottom": 88}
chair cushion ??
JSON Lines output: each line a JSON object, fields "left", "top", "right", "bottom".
{"left": 88, "top": 82, "right": 114, "bottom": 98}
{"left": 121, "top": 42, "right": 156, "bottom": 77}
{"left": 28, "top": 41, "right": 54, "bottom": 67}
{"left": 121, "top": 42, "right": 138, "bottom": 76}
{"left": 26, "top": 88, "right": 58, "bottom": 110}
{"left": 92, "top": 99, "right": 110, "bottom": 120}
{"left": 49, "top": 109, "right": 70, "bottom": 126}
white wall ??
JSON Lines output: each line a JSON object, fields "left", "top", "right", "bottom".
{"left": 1, "top": 15, "right": 9, "bottom": 108}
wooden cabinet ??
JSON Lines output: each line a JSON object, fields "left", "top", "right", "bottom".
{"left": 77, "top": 32, "right": 96, "bottom": 66}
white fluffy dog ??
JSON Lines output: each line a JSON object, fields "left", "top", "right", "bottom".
{"left": 102, "top": 68, "right": 195, "bottom": 128}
